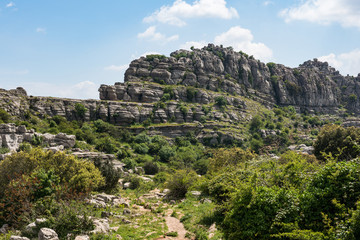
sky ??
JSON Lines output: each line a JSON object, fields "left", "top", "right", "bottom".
{"left": 0, "top": 0, "right": 360, "bottom": 99}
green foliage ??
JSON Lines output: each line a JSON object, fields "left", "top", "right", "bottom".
{"left": 222, "top": 187, "right": 299, "bottom": 240}
{"left": 299, "top": 160, "right": 360, "bottom": 232}
{"left": 313, "top": 124, "right": 360, "bottom": 161}
{"left": 166, "top": 231, "right": 179, "bottom": 237}
{"left": 208, "top": 148, "right": 256, "bottom": 173}
{"left": 134, "top": 132, "right": 151, "bottom": 144}
{"left": 159, "top": 145, "right": 175, "bottom": 162}
{"left": 0, "top": 109, "right": 11, "bottom": 123}
{"left": 94, "top": 159, "right": 122, "bottom": 192}
{"left": 214, "top": 96, "right": 228, "bottom": 107}
{"left": 46, "top": 201, "right": 94, "bottom": 239}
{"left": 249, "top": 115, "right": 263, "bottom": 131}
{"left": 145, "top": 54, "right": 166, "bottom": 61}
{"left": 0, "top": 148, "right": 105, "bottom": 197}
{"left": 0, "top": 147, "right": 9, "bottom": 154}
{"left": 134, "top": 143, "right": 149, "bottom": 154}
{"left": 173, "top": 52, "right": 188, "bottom": 59}
{"left": 95, "top": 137, "right": 118, "bottom": 154}
{"left": 166, "top": 169, "right": 198, "bottom": 199}
{"left": 143, "top": 161, "right": 159, "bottom": 175}
{"left": 349, "top": 94, "right": 357, "bottom": 102}
{"left": 161, "top": 93, "right": 171, "bottom": 102}
{"left": 186, "top": 86, "right": 198, "bottom": 102}
{"left": 285, "top": 80, "right": 301, "bottom": 95}
{"left": 75, "top": 103, "right": 88, "bottom": 120}
{"left": 18, "top": 142, "right": 32, "bottom": 152}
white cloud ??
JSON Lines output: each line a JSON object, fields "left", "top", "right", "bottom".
{"left": 318, "top": 49, "right": 360, "bottom": 76}
{"left": 36, "top": 27, "right": 46, "bottom": 33}
{"left": 180, "top": 41, "right": 208, "bottom": 50}
{"left": 104, "top": 64, "right": 128, "bottom": 72}
{"left": 144, "top": 0, "right": 238, "bottom": 27}
{"left": 263, "top": 1, "right": 274, "bottom": 6}
{"left": 138, "top": 26, "right": 179, "bottom": 42}
{"left": 214, "top": 26, "right": 273, "bottom": 61}
{"left": 6, "top": 2, "right": 14, "bottom": 8}
{"left": 280, "top": 0, "right": 360, "bottom": 29}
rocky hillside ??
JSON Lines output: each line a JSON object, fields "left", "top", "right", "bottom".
{"left": 100, "top": 44, "right": 360, "bottom": 114}
{"left": 1, "top": 44, "right": 359, "bottom": 145}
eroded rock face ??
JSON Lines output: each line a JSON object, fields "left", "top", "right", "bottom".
{"left": 100, "top": 44, "right": 360, "bottom": 115}
{"left": 0, "top": 123, "right": 75, "bottom": 152}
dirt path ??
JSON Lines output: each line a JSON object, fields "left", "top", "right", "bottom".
{"left": 163, "top": 209, "right": 188, "bottom": 240}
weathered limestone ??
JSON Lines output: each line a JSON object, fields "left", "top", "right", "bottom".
{"left": 0, "top": 123, "right": 75, "bottom": 152}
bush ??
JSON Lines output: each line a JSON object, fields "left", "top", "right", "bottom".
{"left": 134, "top": 143, "right": 149, "bottom": 154}
{"left": 134, "top": 132, "right": 151, "bottom": 144}
{"left": 94, "top": 159, "right": 122, "bottom": 192}
{"left": 249, "top": 115, "right": 263, "bottom": 131}
{"left": 166, "top": 170, "right": 198, "bottom": 199}
{"left": 222, "top": 187, "right": 299, "bottom": 239}
{"left": 159, "top": 146, "right": 175, "bottom": 162}
{"left": 75, "top": 103, "right": 87, "bottom": 120}
{"left": 143, "top": 161, "right": 159, "bottom": 175}
{"left": 313, "top": 124, "right": 360, "bottom": 161}
{"left": 95, "top": 137, "right": 118, "bottom": 154}
{"left": 0, "top": 148, "right": 104, "bottom": 197}
{"left": 214, "top": 96, "right": 227, "bottom": 107}
{"left": 208, "top": 148, "right": 256, "bottom": 173}
{"left": 0, "top": 109, "right": 10, "bottom": 123}
{"left": 0, "top": 147, "right": 9, "bottom": 154}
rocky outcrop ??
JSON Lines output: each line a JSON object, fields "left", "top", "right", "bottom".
{"left": 0, "top": 123, "right": 75, "bottom": 152}
{"left": 38, "top": 228, "right": 59, "bottom": 240}
{"left": 100, "top": 44, "right": 360, "bottom": 115}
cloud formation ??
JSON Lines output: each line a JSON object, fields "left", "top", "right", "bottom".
{"left": 180, "top": 26, "right": 272, "bottom": 62}
{"left": 138, "top": 26, "right": 179, "bottom": 42}
{"left": 214, "top": 26, "right": 273, "bottom": 61}
{"left": 318, "top": 49, "right": 360, "bottom": 76}
{"left": 144, "top": 0, "right": 238, "bottom": 27}
{"left": 6, "top": 2, "right": 14, "bottom": 8}
{"left": 280, "top": 0, "right": 360, "bottom": 29}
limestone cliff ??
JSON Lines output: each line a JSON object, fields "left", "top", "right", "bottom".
{"left": 99, "top": 44, "right": 360, "bottom": 114}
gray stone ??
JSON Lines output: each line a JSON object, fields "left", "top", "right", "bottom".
{"left": 91, "top": 219, "right": 110, "bottom": 234}
{"left": 0, "top": 224, "right": 9, "bottom": 234}
{"left": 38, "top": 228, "right": 59, "bottom": 240}
{"left": 74, "top": 235, "right": 90, "bottom": 240}
{"left": 9, "top": 236, "right": 30, "bottom": 240}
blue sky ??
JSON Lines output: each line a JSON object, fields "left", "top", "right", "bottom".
{"left": 1, "top": 0, "right": 360, "bottom": 99}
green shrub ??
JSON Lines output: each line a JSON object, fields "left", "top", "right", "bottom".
{"left": 0, "top": 109, "right": 11, "bottom": 123}
{"left": 0, "top": 147, "right": 9, "bottom": 154}
{"left": 134, "top": 143, "right": 149, "bottom": 154}
{"left": 75, "top": 103, "right": 87, "bottom": 120}
{"left": 134, "top": 132, "right": 151, "bottom": 144}
{"left": 187, "top": 87, "right": 198, "bottom": 102}
{"left": 222, "top": 187, "right": 299, "bottom": 240}
{"left": 0, "top": 148, "right": 104, "bottom": 197}
{"left": 18, "top": 142, "right": 32, "bottom": 152}
{"left": 145, "top": 54, "right": 166, "bottom": 61}
{"left": 166, "top": 170, "right": 198, "bottom": 199}
{"left": 95, "top": 137, "right": 118, "bottom": 154}
{"left": 249, "top": 115, "right": 263, "bottom": 131}
{"left": 214, "top": 96, "right": 227, "bottom": 107}
{"left": 159, "top": 145, "right": 175, "bottom": 162}
{"left": 94, "top": 159, "right": 122, "bottom": 192}
{"left": 313, "top": 124, "right": 360, "bottom": 161}
{"left": 143, "top": 161, "right": 159, "bottom": 175}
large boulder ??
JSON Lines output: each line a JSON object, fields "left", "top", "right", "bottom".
{"left": 38, "top": 228, "right": 59, "bottom": 240}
